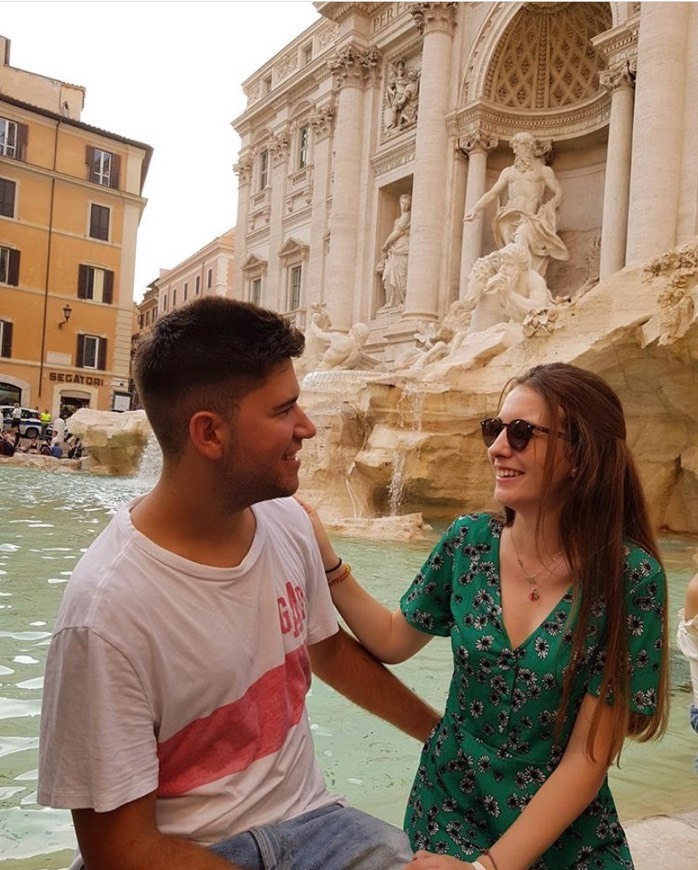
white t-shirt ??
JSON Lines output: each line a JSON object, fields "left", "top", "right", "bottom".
{"left": 678, "top": 607, "right": 698, "bottom": 706}
{"left": 38, "top": 496, "right": 341, "bottom": 860}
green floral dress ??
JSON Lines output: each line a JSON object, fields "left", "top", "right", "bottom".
{"left": 400, "top": 513, "right": 665, "bottom": 869}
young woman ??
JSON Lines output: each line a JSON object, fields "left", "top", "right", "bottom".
{"left": 678, "top": 571, "right": 698, "bottom": 735}
{"left": 305, "top": 362, "right": 669, "bottom": 870}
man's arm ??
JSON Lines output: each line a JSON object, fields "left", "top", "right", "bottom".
{"left": 308, "top": 625, "right": 441, "bottom": 742}
{"left": 73, "top": 791, "right": 239, "bottom": 870}
{"left": 464, "top": 167, "right": 510, "bottom": 221}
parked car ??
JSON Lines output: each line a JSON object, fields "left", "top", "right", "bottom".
{"left": 0, "top": 406, "right": 54, "bottom": 440}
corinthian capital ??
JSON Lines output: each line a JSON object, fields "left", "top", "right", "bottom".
{"left": 328, "top": 44, "right": 381, "bottom": 89}
{"left": 268, "top": 131, "right": 289, "bottom": 167}
{"left": 309, "top": 104, "right": 336, "bottom": 141}
{"left": 409, "top": 2, "right": 457, "bottom": 35}
{"left": 599, "top": 59, "right": 637, "bottom": 92}
{"left": 458, "top": 129, "right": 498, "bottom": 156}
{"left": 233, "top": 153, "right": 253, "bottom": 186}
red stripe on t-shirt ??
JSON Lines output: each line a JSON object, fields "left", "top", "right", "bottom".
{"left": 157, "top": 645, "right": 311, "bottom": 797}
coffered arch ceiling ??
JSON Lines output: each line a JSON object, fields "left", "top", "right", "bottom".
{"left": 484, "top": 2, "right": 613, "bottom": 110}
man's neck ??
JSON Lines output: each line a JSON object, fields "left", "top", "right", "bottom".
{"left": 130, "top": 477, "right": 257, "bottom": 569}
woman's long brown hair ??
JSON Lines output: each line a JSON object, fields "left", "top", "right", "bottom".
{"left": 503, "top": 363, "right": 670, "bottom": 763}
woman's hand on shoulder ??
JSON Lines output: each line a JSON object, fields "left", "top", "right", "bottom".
{"left": 406, "top": 851, "right": 473, "bottom": 869}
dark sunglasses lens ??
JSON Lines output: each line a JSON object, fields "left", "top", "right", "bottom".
{"left": 481, "top": 418, "right": 503, "bottom": 447}
{"left": 507, "top": 420, "right": 533, "bottom": 451}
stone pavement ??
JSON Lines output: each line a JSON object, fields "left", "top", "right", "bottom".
{"left": 626, "top": 810, "right": 698, "bottom": 869}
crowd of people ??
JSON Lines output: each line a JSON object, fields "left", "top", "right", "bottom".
{"left": 0, "top": 404, "right": 83, "bottom": 459}
{"left": 31, "top": 296, "right": 696, "bottom": 870}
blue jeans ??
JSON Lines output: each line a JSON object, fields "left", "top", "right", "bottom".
{"left": 209, "top": 803, "right": 413, "bottom": 869}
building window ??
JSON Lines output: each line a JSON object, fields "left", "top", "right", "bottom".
{"left": 207, "top": 268, "right": 212, "bottom": 289}
{"left": 195, "top": 275, "right": 200, "bottom": 295}
{"left": 251, "top": 276, "right": 262, "bottom": 306}
{"left": 0, "top": 320, "right": 12, "bottom": 358}
{"left": 89, "top": 204, "right": 110, "bottom": 241}
{"left": 0, "top": 178, "right": 16, "bottom": 218}
{"left": 0, "top": 246, "right": 20, "bottom": 286}
{"left": 298, "top": 125, "right": 309, "bottom": 169}
{"left": 302, "top": 43, "right": 313, "bottom": 66}
{"left": 288, "top": 265, "right": 302, "bottom": 311}
{"left": 0, "top": 118, "right": 27, "bottom": 160}
{"left": 86, "top": 146, "right": 120, "bottom": 189}
{"left": 153, "top": 305, "right": 158, "bottom": 320}
{"left": 144, "top": 310, "right": 149, "bottom": 327}
{"left": 183, "top": 282, "right": 188, "bottom": 301}
{"left": 172, "top": 288, "right": 177, "bottom": 307}
{"left": 162, "top": 294, "right": 168, "bottom": 312}
{"left": 262, "top": 75, "right": 272, "bottom": 95}
{"left": 259, "top": 149, "right": 269, "bottom": 191}
{"left": 78, "top": 265, "right": 114, "bottom": 303}
{"left": 76, "top": 334, "right": 107, "bottom": 370}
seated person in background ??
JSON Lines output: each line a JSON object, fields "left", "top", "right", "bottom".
{"left": 39, "top": 441, "right": 51, "bottom": 456}
{"left": 25, "top": 438, "right": 39, "bottom": 454}
{"left": 49, "top": 441, "right": 63, "bottom": 459}
{"left": 67, "top": 437, "right": 83, "bottom": 459}
{"left": 38, "top": 298, "right": 439, "bottom": 870}
{"left": 678, "top": 571, "right": 698, "bottom": 734}
{"left": 0, "top": 433, "right": 15, "bottom": 456}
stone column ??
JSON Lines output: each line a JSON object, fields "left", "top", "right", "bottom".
{"left": 402, "top": 2, "right": 457, "bottom": 321}
{"left": 325, "top": 45, "right": 379, "bottom": 331}
{"left": 267, "top": 131, "right": 290, "bottom": 313}
{"left": 458, "top": 129, "right": 498, "bottom": 295}
{"left": 598, "top": 61, "right": 636, "bottom": 280}
{"left": 232, "top": 153, "right": 252, "bottom": 301}
{"left": 625, "top": 2, "right": 689, "bottom": 265}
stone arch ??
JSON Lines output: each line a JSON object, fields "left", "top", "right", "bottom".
{"left": 462, "top": 1, "right": 616, "bottom": 108}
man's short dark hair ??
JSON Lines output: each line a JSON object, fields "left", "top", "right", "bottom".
{"left": 133, "top": 297, "right": 305, "bottom": 458}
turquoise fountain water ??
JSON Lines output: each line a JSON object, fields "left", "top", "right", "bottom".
{"left": 0, "top": 466, "right": 695, "bottom": 868}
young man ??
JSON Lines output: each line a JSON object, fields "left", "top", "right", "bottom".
{"left": 38, "top": 298, "right": 438, "bottom": 870}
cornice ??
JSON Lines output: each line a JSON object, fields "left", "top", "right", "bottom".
{"left": 370, "top": 138, "right": 416, "bottom": 177}
{"left": 591, "top": 14, "right": 640, "bottom": 67}
{"left": 447, "top": 93, "right": 612, "bottom": 143}
{"left": 316, "top": 2, "right": 380, "bottom": 24}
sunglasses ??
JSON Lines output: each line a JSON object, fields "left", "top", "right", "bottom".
{"left": 480, "top": 417, "right": 557, "bottom": 452}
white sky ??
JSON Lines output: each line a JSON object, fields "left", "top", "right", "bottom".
{"left": 1, "top": 0, "right": 321, "bottom": 299}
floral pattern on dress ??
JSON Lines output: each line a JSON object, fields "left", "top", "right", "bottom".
{"left": 400, "top": 513, "right": 665, "bottom": 869}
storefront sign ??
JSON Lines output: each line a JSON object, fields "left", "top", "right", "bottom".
{"left": 48, "top": 372, "right": 103, "bottom": 387}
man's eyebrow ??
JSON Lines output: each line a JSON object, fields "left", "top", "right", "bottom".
{"left": 272, "top": 396, "right": 299, "bottom": 411}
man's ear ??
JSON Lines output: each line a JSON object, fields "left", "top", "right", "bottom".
{"left": 188, "top": 410, "right": 227, "bottom": 460}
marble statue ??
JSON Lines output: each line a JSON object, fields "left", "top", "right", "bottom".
{"left": 311, "top": 321, "right": 372, "bottom": 371}
{"left": 464, "top": 131, "right": 569, "bottom": 277}
{"left": 377, "top": 193, "right": 411, "bottom": 310}
{"left": 385, "top": 59, "right": 419, "bottom": 130}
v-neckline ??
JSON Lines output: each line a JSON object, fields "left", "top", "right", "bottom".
{"left": 492, "top": 524, "right": 573, "bottom": 651}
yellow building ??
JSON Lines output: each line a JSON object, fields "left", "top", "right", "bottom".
{"left": 0, "top": 35, "right": 152, "bottom": 415}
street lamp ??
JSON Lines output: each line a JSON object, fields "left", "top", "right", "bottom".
{"left": 58, "top": 303, "right": 72, "bottom": 328}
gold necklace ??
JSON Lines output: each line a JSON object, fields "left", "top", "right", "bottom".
{"left": 510, "top": 530, "right": 563, "bottom": 602}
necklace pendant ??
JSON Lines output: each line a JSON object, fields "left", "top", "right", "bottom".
{"left": 529, "top": 588, "right": 540, "bottom": 602}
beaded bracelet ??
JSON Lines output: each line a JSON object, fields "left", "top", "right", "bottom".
{"left": 324, "top": 557, "right": 342, "bottom": 574}
{"left": 471, "top": 862, "right": 487, "bottom": 870}
{"left": 328, "top": 563, "right": 352, "bottom": 587}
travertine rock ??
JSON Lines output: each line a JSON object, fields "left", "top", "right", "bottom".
{"left": 66, "top": 409, "right": 151, "bottom": 476}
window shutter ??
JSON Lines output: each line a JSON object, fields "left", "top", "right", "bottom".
{"left": 76, "top": 334, "right": 85, "bottom": 368}
{"left": 18, "top": 124, "right": 28, "bottom": 162}
{"left": 1, "top": 321, "right": 12, "bottom": 357}
{"left": 110, "top": 154, "right": 120, "bottom": 189}
{"left": 77, "top": 264, "right": 88, "bottom": 299}
{"left": 98, "top": 338, "right": 107, "bottom": 371}
{"left": 86, "top": 145, "right": 95, "bottom": 181}
{"left": 8, "top": 249, "right": 19, "bottom": 286}
{"left": 103, "top": 270, "right": 114, "bottom": 304}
